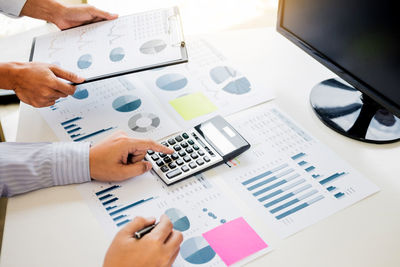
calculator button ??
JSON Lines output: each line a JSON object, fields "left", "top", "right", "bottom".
{"left": 178, "top": 151, "right": 186, "bottom": 157}
{"left": 151, "top": 154, "right": 159, "bottom": 161}
{"left": 193, "top": 145, "right": 199, "bottom": 150}
{"left": 159, "top": 153, "right": 166, "bottom": 158}
{"left": 173, "top": 145, "right": 181, "bottom": 151}
{"left": 182, "top": 133, "right": 189, "bottom": 139}
{"left": 161, "top": 141, "right": 169, "bottom": 147}
{"left": 189, "top": 162, "right": 197, "bottom": 169}
{"left": 185, "top": 147, "right": 193, "bottom": 153}
{"left": 168, "top": 162, "right": 177, "bottom": 169}
{"left": 183, "top": 156, "right": 191, "bottom": 162}
{"left": 171, "top": 153, "right": 179, "bottom": 160}
{"left": 175, "top": 135, "right": 183, "bottom": 142}
{"left": 147, "top": 150, "right": 154, "bottom": 155}
{"left": 176, "top": 159, "right": 184, "bottom": 165}
{"left": 166, "top": 169, "right": 182, "bottom": 179}
{"left": 168, "top": 139, "right": 176, "bottom": 145}
{"left": 156, "top": 160, "right": 164, "bottom": 167}
{"left": 188, "top": 139, "right": 194, "bottom": 145}
{"left": 164, "top": 157, "right": 172, "bottom": 164}
{"left": 196, "top": 159, "right": 204, "bottom": 165}
{"left": 181, "top": 165, "right": 190, "bottom": 172}
{"left": 198, "top": 150, "right": 205, "bottom": 156}
{"left": 190, "top": 153, "right": 198, "bottom": 159}
{"left": 181, "top": 142, "right": 188, "bottom": 148}
{"left": 161, "top": 166, "right": 169, "bottom": 172}
{"left": 204, "top": 156, "right": 210, "bottom": 162}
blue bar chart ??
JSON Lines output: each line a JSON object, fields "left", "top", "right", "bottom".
{"left": 59, "top": 116, "right": 115, "bottom": 142}
{"left": 94, "top": 184, "right": 155, "bottom": 227}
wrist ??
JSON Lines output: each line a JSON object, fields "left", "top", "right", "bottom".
{"left": 21, "top": 0, "right": 66, "bottom": 23}
{"left": 0, "top": 62, "right": 23, "bottom": 90}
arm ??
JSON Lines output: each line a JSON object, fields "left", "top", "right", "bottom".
{"left": 0, "top": 132, "right": 173, "bottom": 197}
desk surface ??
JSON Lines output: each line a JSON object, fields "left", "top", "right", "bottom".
{"left": 1, "top": 27, "right": 399, "bottom": 267}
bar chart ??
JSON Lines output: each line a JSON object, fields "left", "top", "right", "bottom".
{"left": 94, "top": 184, "right": 156, "bottom": 227}
{"left": 60, "top": 116, "right": 115, "bottom": 142}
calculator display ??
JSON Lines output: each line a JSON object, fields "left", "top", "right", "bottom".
{"left": 199, "top": 122, "right": 236, "bottom": 155}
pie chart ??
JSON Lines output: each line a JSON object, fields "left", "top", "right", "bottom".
{"left": 109, "top": 47, "right": 125, "bottom": 62}
{"left": 210, "top": 66, "right": 251, "bottom": 95}
{"left": 180, "top": 236, "right": 216, "bottom": 264}
{"left": 165, "top": 208, "right": 190, "bottom": 232}
{"left": 128, "top": 113, "right": 160, "bottom": 133}
{"left": 77, "top": 54, "right": 93, "bottom": 69}
{"left": 72, "top": 88, "right": 89, "bottom": 100}
{"left": 156, "top": 73, "right": 188, "bottom": 91}
{"left": 112, "top": 95, "right": 142, "bottom": 112}
{"left": 140, "top": 39, "right": 167, "bottom": 54}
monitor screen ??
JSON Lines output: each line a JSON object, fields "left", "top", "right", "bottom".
{"left": 277, "top": 0, "right": 400, "bottom": 117}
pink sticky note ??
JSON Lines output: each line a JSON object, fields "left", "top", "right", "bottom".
{"left": 202, "top": 217, "right": 268, "bottom": 266}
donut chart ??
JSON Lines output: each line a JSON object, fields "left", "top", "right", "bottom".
{"left": 128, "top": 113, "right": 160, "bottom": 133}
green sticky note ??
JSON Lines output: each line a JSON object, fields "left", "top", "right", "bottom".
{"left": 169, "top": 92, "right": 218, "bottom": 121}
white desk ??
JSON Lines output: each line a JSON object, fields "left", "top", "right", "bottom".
{"left": 1, "top": 27, "right": 399, "bottom": 267}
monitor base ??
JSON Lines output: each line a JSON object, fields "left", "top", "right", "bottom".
{"left": 310, "top": 78, "right": 400, "bottom": 144}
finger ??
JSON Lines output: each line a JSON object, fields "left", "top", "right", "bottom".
{"left": 167, "top": 246, "right": 181, "bottom": 267}
{"left": 165, "top": 230, "right": 183, "bottom": 249}
{"left": 130, "top": 139, "right": 174, "bottom": 154}
{"left": 121, "top": 216, "right": 156, "bottom": 236}
{"left": 53, "top": 79, "right": 77, "bottom": 96}
{"left": 128, "top": 153, "right": 146, "bottom": 163}
{"left": 88, "top": 6, "right": 118, "bottom": 20}
{"left": 147, "top": 214, "right": 173, "bottom": 242}
{"left": 50, "top": 65, "right": 85, "bottom": 84}
{"left": 119, "top": 161, "right": 152, "bottom": 179}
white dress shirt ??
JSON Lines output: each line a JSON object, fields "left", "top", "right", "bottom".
{"left": 0, "top": 0, "right": 27, "bottom": 17}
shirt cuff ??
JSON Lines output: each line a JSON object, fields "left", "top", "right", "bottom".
{"left": 52, "top": 142, "right": 91, "bottom": 186}
{"left": 0, "top": 0, "right": 27, "bottom": 17}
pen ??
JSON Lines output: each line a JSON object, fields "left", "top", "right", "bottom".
{"left": 134, "top": 222, "right": 159, "bottom": 239}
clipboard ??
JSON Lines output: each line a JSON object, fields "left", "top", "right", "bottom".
{"left": 29, "top": 7, "right": 188, "bottom": 85}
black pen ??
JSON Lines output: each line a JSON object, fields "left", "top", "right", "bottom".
{"left": 134, "top": 223, "right": 159, "bottom": 239}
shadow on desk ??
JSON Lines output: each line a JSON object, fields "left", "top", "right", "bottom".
{"left": 0, "top": 197, "right": 7, "bottom": 256}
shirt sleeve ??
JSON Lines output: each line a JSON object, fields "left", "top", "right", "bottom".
{"left": 0, "top": 142, "right": 91, "bottom": 197}
{"left": 0, "top": 0, "right": 27, "bottom": 17}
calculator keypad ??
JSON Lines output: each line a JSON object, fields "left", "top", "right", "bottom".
{"left": 146, "top": 131, "right": 222, "bottom": 184}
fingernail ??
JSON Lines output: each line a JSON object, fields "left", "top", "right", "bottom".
{"left": 146, "top": 162, "right": 152, "bottom": 171}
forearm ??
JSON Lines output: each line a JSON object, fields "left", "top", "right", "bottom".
{"left": 0, "top": 142, "right": 91, "bottom": 197}
{"left": 20, "top": 0, "right": 66, "bottom": 23}
{"left": 0, "top": 62, "right": 19, "bottom": 91}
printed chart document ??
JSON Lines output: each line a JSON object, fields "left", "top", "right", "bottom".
{"left": 30, "top": 7, "right": 187, "bottom": 83}
{"left": 38, "top": 38, "right": 275, "bottom": 143}
{"left": 208, "top": 103, "right": 379, "bottom": 238}
{"left": 78, "top": 173, "right": 272, "bottom": 266}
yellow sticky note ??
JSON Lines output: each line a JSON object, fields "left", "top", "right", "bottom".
{"left": 169, "top": 92, "right": 218, "bottom": 121}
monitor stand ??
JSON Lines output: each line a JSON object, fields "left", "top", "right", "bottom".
{"left": 310, "top": 78, "right": 400, "bottom": 144}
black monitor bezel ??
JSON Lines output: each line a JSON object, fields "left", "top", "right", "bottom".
{"left": 277, "top": 0, "right": 400, "bottom": 118}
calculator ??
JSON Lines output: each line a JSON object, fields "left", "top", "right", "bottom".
{"left": 146, "top": 115, "right": 250, "bottom": 185}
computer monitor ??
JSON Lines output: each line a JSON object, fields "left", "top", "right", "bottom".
{"left": 277, "top": 0, "right": 400, "bottom": 143}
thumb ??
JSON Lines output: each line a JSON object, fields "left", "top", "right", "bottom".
{"left": 120, "top": 161, "right": 152, "bottom": 179}
{"left": 50, "top": 65, "right": 85, "bottom": 84}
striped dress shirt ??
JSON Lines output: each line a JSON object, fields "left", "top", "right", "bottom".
{"left": 0, "top": 142, "right": 91, "bottom": 197}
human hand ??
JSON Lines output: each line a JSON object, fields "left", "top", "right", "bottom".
{"left": 103, "top": 215, "right": 183, "bottom": 267}
{"left": 90, "top": 131, "right": 174, "bottom": 182}
{"left": 20, "top": 0, "right": 117, "bottom": 30}
{"left": 9, "top": 62, "right": 84, "bottom": 107}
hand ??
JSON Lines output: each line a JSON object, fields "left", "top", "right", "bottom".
{"left": 8, "top": 62, "right": 84, "bottom": 107}
{"left": 90, "top": 131, "right": 174, "bottom": 182}
{"left": 51, "top": 4, "right": 118, "bottom": 30}
{"left": 21, "top": 0, "right": 117, "bottom": 30}
{"left": 103, "top": 215, "right": 183, "bottom": 267}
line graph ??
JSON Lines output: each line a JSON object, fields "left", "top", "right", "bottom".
{"left": 108, "top": 24, "right": 125, "bottom": 45}
{"left": 48, "top": 37, "right": 63, "bottom": 58}
{"left": 77, "top": 30, "right": 94, "bottom": 50}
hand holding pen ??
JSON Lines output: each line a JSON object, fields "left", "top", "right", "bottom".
{"left": 103, "top": 214, "right": 183, "bottom": 267}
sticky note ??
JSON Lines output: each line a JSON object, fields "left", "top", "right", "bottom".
{"left": 202, "top": 217, "right": 268, "bottom": 266}
{"left": 169, "top": 92, "right": 218, "bottom": 121}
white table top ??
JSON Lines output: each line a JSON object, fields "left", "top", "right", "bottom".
{"left": 1, "top": 27, "right": 399, "bottom": 267}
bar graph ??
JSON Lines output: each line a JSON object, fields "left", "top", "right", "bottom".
{"left": 94, "top": 184, "right": 156, "bottom": 227}
{"left": 60, "top": 116, "right": 115, "bottom": 142}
